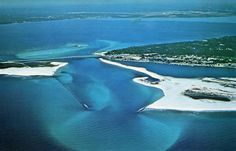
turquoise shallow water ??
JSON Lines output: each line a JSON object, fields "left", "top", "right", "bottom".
{"left": 58, "top": 58, "right": 163, "bottom": 112}
{"left": 1, "top": 76, "right": 235, "bottom": 151}
{"left": 1, "top": 17, "right": 236, "bottom": 58}
{"left": 0, "top": 67, "right": 178, "bottom": 151}
{"left": 0, "top": 17, "right": 236, "bottom": 151}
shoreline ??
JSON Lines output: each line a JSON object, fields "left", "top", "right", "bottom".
{"left": 0, "top": 62, "right": 68, "bottom": 76}
{"left": 100, "top": 58, "right": 236, "bottom": 112}
{"left": 101, "top": 57, "right": 236, "bottom": 69}
{"left": 99, "top": 58, "right": 164, "bottom": 81}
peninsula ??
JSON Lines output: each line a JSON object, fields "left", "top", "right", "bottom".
{"left": 100, "top": 58, "right": 236, "bottom": 112}
{"left": 103, "top": 36, "right": 236, "bottom": 68}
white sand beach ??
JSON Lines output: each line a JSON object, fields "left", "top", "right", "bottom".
{"left": 0, "top": 62, "right": 67, "bottom": 76}
{"left": 100, "top": 58, "right": 236, "bottom": 112}
{"left": 100, "top": 58, "right": 164, "bottom": 81}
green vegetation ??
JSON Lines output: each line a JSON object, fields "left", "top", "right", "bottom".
{"left": 0, "top": 61, "right": 56, "bottom": 69}
{"left": 107, "top": 36, "right": 236, "bottom": 57}
{"left": 0, "top": 62, "right": 25, "bottom": 69}
{"left": 105, "top": 36, "right": 236, "bottom": 68}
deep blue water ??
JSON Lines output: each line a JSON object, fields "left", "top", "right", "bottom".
{"left": 0, "top": 16, "right": 236, "bottom": 151}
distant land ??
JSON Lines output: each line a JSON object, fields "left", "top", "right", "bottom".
{"left": 0, "top": 11, "right": 236, "bottom": 24}
{"left": 103, "top": 36, "right": 236, "bottom": 68}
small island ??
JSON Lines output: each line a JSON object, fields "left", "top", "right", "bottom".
{"left": 0, "top": 61, "right": 67, "bottom": 76}
{"left": 103, "top": 36, "right": 236, "bottom": 68}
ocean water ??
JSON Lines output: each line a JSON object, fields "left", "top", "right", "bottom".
{"left": 0, "top": 16, "right": 236, "bottom": 151}
{"left": 1, "top": 18, "right": 236, "bottom": 58}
